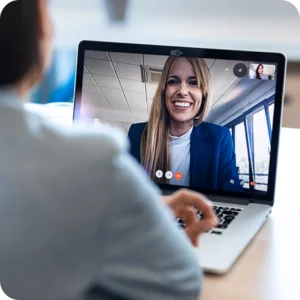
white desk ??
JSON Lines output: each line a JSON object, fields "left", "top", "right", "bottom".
{"left": 201, "top": 127, "right": 300, "bottom": 300}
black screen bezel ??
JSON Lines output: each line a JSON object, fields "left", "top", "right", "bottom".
{"left": 73, "top": 40, "right": 286, "bottom": 206}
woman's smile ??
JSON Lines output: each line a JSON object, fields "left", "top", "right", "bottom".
{"left": 172, "top": 101, "right": 194, "bottom": 110}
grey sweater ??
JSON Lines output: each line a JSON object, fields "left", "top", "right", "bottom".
{"left": 0, "top": 88, "right": 202, "bottom": 300}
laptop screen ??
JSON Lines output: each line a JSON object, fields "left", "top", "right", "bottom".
{"left": 74, "top": 43, "right": 285, "bottom": 199}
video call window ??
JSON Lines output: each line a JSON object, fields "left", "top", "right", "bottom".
{"left": 77, "top": 51, "right": 278, "bottom": 195}
{"left": 248, "top": 63, "right": 276, "bottom": 80}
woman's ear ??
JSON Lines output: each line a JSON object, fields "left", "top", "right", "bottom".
{"left": 36, "top": 0, "right": 54, "bottom": 72}
{"left": 37, "top": 0, "right": 45, "bottom": 38}
{"left": 37, "top": 0, "right": 52, "bottom": 39}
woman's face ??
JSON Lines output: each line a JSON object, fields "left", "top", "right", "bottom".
{"left": 165, "top": 58, "right": 203, "bottom": 124}
{"left": 258, "top": 65, "right": 264, "bottom": 74}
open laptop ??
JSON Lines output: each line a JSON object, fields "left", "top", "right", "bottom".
{"left": 73, "top": 41, "right": 286, "bottom": 274}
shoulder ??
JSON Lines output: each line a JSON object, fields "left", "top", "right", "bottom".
{"left": 192, "top": 122, "right": 231, "bottom": 146}
{"left": 199, "top": 121, "right": 230, "bottom": 136}
{"left": 129, "top": 122, "right": 148, "bottom": 131}
{"left": 128, "top": 122, "right": 148, "bottom": 136}
{"left": 37, "top": 115, "right": 129, "bottom": 165}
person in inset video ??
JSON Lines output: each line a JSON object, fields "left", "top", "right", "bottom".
{"left": 255, "top": 64, "right": 269, "bottom": 80}
{"left": 128, "top": 56, "right": 243, "bottom": 192}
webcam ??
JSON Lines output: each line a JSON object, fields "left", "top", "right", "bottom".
{"left": 170, "top": 50, "right": 183, "bottom": 56}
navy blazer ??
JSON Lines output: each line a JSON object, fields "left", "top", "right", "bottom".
{"left": 128, "top": 122, "right": 242, "bottom": 192}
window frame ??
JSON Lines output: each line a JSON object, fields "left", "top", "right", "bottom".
{"left": 225, "top": 95, "right": 275, "bottom": 191}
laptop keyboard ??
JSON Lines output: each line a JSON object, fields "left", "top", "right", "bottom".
{"left": 176, "top": 205, "right": 243, "bottom": 234}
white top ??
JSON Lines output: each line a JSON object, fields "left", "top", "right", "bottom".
{"left": 169, "top": 127, "right": 193, "bottom": 187}
{"left": 0, "top": 87, "right": 202, "bottom": 300}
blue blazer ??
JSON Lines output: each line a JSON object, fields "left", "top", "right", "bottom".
{"left": 128, "top": 122, "right": 243, "bottom": 192}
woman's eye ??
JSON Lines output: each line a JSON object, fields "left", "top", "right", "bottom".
{"left": 189, "top": 80, "right": 198, "bottom": 86}
{"left": 167, "top": 79, "right": 179, "bottom": 86}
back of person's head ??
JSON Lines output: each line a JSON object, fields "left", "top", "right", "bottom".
{"left": 0, "top": 0, "right": 53, "bottom": 90}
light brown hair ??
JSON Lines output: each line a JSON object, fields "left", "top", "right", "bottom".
{"left": 140, "top": 57, "right": 210, "bottom": 183}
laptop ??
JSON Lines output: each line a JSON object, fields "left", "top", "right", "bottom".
{"left": 73, "top": 41, "right": 286, "bottom": 274}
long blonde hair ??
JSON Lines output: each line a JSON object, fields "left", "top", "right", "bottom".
{"left": 141, "top": 57, "right": 211, "bottom": 184}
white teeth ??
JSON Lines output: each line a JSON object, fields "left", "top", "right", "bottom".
{"left": 174, "top": 102, "right": 191, "bottom": 108}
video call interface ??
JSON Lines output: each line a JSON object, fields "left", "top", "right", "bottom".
{"left": 76, "top": 50, "right": 278, "bottom": 195}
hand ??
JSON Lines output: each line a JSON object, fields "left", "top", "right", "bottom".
{"left": 163, "top": 189, "right": 219, "bottom": 247}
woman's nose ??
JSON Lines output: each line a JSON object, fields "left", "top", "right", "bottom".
{"left": 178, "top": 83, "right": 188, "bottom": 96}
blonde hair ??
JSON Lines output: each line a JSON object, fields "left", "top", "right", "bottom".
{"left": 141, "top": 57, "right": 210, "bottom": 184}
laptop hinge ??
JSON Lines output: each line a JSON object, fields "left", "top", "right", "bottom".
{"left": 162, "top": 189, "right": 251, "bottom": 206}
{"left": 206, "top": 194, "right": 250, "bottom": 206}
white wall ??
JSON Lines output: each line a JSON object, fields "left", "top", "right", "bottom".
{"left": 50, "top": 0, "right": 300, "bottom": 60}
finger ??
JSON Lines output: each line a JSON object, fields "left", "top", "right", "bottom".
{"left": 176, "top": 207, "right": 210, "bottom": 241}
{"left": 188, "top": 218, "right": 219, "bottom": 238}
{"left": 172, "top": 189, "right": 217, "bottom": 227}
{"left": 175, "top": 206, "right": 198, "bottom": 227}
{"left": 176, "top": 207, "right": 202, "bottom": 245}
{"left": 191, "top": 236, "right": 199, "bottom": 247}
{"left": 184, "top": 212, "right": 211, "bottom": 240}
{"left": 165, "top": 189, "right": 219, "bottom": 233}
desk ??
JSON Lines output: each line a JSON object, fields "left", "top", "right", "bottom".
{"left": 201, "top": 127, "right": 300, "bottom": 300}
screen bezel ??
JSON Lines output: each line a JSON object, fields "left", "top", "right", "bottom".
{"left": 73, "top": 40, "right": 286, "bottom": 206}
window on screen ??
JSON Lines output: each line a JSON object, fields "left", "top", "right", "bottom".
{"left": 235, "top": 123, "right": 250, "bottom": 189}
{"left": 253, "top": 109, "right": 271, "bottom": 192}
{"left": 269, "top": 103, "right": 275, "bottom": 128}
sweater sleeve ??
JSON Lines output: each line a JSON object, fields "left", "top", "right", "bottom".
{"left": 89, "top": 152, "right": 203, "bottom": 300}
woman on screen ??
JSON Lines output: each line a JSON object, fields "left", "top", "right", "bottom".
{"left": 128, "top": 56, "right": 242, "bottom": 192}
{"left": 255, "top": 64, "right": 269, "bottom": 80}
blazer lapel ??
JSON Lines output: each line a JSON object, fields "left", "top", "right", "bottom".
{"left": 190, "top": 123, "right": 213, "bottom": 188}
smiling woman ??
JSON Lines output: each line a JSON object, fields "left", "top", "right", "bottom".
{"left": 128, "top": 56, "right": 243, "bottom": 192}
